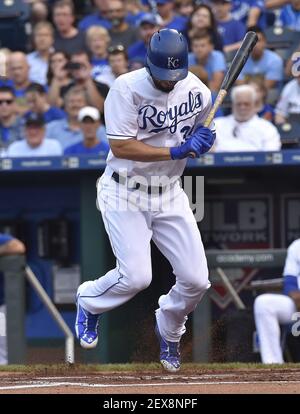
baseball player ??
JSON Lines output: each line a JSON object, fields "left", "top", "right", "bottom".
{"left": 254, "top": 239, "right": 300, "bottom": 364}
{"left": 0, "top": 233, "right": 25, "bottom": 365}
{"left": 75, "top": 28, "right": 216, "bottom": 371}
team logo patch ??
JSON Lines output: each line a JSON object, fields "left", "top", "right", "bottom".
{"left": 167, "top": 57, "right": 180, "bottom": 69}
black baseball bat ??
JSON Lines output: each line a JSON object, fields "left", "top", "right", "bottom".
{"left": 189, "top": 31, "right": 258, "bottom": 157}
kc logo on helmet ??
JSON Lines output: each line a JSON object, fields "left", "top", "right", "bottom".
{"left": 168, "top": 57, "right": 180, "bottom": 69}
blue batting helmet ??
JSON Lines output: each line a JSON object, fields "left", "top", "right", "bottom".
{"left": 146, "top": 29, "right": 188, "bottom": 81}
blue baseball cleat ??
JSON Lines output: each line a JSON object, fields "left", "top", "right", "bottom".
{"left": 155, "top": 323, "right": 181, "bottom": 372}
{"left": 75, "top": 298, "right": 100, "bottom": 349}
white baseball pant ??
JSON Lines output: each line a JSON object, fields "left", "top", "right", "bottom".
{"left": 0, "top": 305, "right": 7, "bottom": 365}
{"left": 77, "top": 172, "right": 210, "bottom": 342}
{"left": 254, "top": 293, "right": 296, "bottom": 363}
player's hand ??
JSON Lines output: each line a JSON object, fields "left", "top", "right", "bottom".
{"left": 170, "top": 135, "right": 206, "bottom": 160}
{"left": 191, "top": 125, "right": 216, "bottom": 152}
{"left": 170, "top": 126, "right": 215, "bottom": 160}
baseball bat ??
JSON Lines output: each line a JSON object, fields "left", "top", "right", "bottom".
{"left": 189, "top": 31, "right": 258, "bottom": 157}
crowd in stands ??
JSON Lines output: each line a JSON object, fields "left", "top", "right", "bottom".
{"left": 0, "top": 0, "right": 300, "bottom": 158}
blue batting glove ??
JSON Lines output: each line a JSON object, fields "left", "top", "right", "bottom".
{"left": 170, "top": 126, "right": 216, "bottom": 160}
{"left": 170, "top": 135, "right": 205, "bottom": 160}
{"left": 192, "top": 125, "right": 216, "bottom": 150}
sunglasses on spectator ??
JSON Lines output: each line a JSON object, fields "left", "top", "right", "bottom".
{"left": 0, "top": 99, "right": 13, "bottom": 105}
{"left": 108, "top": 45, "right": 125, "bottom": 53}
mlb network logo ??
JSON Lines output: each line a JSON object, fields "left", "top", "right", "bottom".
{"left": 0, "top": 312, "right": 6, "bottom": 337}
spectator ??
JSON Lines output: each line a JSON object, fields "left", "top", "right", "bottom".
{"left": 254, "top": 238, "right": 300, "bottom": 364}
{"left": 0, "top": 233, "right": 25, "bottom": 365}
{"left": 238, "top": 26, "right": 283, "bottom": 89}
{"left": 25, "top": 83, "right": 66, "bottom": 124}
{"left": 188, "top": 30, "right": 226, "bottom": 93}
{"left": 275, "top": 76, "right": 300, "bottom": 124}
{"left": 211, "top": 0, "right": 246, "bottom": 53}
{"left": 107, "top": 0, "right": 139, "bottom": 49}
{"left": 213, "top": 85, "right": 281, "bottom": 151}
{"left": 86, "top": 26, "right": 111, "bottom": 80}
{"left": 60, "top": 51, "right": 109, "bottom": 115}
{"left": 125, "top": 0, "right": 148, "bottom": 26}
{"left": 30, "top": 1, "right": 49, "bottom": 26}
{"left": 187, "top": 4, "right": 223, "bottom": 51}
{"left": 7, "top": 52, "right": 31, "bottom": 114}
{"left": 47, "top": 51, "right": 72, "bottom": 108}
{"left": 0, "top": 87, "right": 24, "bottom": 154}
{"left": 7, "top": 113, "right": 62, "bottom": 157}
{"left": 279, "top": 0, "right": 300, "bottom": 31}
{"left": 156, "top": 0, "right": 188, "bottom": 32}
{"left": 78, "top": 0, "right": 112, "bottom": 31}
{"left": 53, "top": 0, "right": 86, "bottom": 55}
{"left": 231, "top": 0, "right": 266, "bottom": 28}
{"left": 248, "top": 78, "right": 275, "bottom": 122}
{"left": 64, "top": 106, "right": 109, "bottom": 156}
{"left": 45, "top": 87, "right": 87, "bottom": 150}
{"left": 128, "top": 13, "right": 162, "bottom": 63}
{"left": 175, "top": 0, "right": 195, "bottom": 18}
{"left": 96, "top": 45, "right": 129, "bottom": 87}
{"left": 27, "top": 22, "right": 55, "bottom": 86}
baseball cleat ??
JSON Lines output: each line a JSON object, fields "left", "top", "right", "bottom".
{"left": 155, "top": 323, "right": 181, "bottom": 372}
{"left": 75, "top": 298, "right": 100, "bottom": 349}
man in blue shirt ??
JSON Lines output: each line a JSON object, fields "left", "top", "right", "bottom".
{"left": 156, "top": 0, "right": 188, "bottom": 32}
{"left": 238, "top": 26, "right": 283, "bottom": 89}
{"left": 212, "top": 0, "right": 246, "bottom": 52}
{"left": 0, "top": 233, "right": 25, "bottom": 365}
{"left": 128, "top": 13, "right": 163, "bottom": 63}
{"left": 280, "top": 0, "right": 300, "bottom": 31}
{"left": 188, "top": 30, "right": 227, "bottom": 93}
{"left": 64, "top": 106, "right": 109, "bottom": 156}
{"left": 231, "top": 0, "right": 266, "bottom": 28}
{"left": 25, "top": 83, "right": 66, "bottom": 124}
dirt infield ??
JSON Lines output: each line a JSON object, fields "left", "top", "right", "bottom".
{"left": 0, "top": 364, "right": 300, "bottom": 394}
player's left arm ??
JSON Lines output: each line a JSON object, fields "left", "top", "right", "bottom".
{"left": 109, "top": 138, "right": 172, "bottom": 161}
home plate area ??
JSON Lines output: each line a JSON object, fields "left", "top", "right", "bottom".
{"left": 0, "top": 366, "right": 300, "bottom": 394}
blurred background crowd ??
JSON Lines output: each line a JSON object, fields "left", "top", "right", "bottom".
{"left": 0, "top": 0, "right": 300, "bottom": 157}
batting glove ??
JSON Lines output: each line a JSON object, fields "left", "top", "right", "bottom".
{"left": 191, "top": 125, "right": 216, "bottom": 152}
{"left": 170, "top": 126, "right": 216, "bottom": 160}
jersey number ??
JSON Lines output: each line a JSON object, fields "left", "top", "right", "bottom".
{"left": 180, "top": 125, "right": 192, "bottom": 144}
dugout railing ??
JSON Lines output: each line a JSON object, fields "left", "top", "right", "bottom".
{"left": 0, "top": 255, "right": 74, "bottom": 364}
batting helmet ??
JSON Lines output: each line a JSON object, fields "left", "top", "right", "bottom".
{"left": 146, "top": 29, "right": 188, "bottom": 81}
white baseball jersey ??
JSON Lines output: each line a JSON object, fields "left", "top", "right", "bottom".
{"left": 104, "top": 67, "right": 215, "bottom": 181}
{"left": 283, "top": 239, "right": 300, "bottom": 287}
